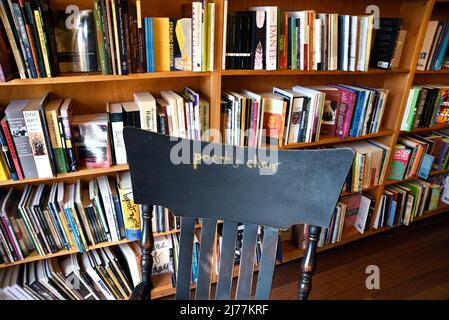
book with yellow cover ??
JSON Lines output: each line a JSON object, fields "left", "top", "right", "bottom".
{"left": 152, "top": 17, "right": 170, "bottom": 71}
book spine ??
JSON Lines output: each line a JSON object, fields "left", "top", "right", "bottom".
{"left": 207, "top": 2, "right": 215, "bottom": 71}
{"left": 266, "top": 8, "right": 277, "bottom": 70}
{"left": 110, "top": 111, "right": 126, "bottom": 164}
{"left": 201, "top": 1, "right": 208, "bottom": 72}
{"left": 64, "top": 208, "right": 83, "bottom": 252}
{"left": 32, "top": 9, "right": 51, "bottom": 77}
{"left": 192, "top": 2, "right": 202, "bottom": 71}
{"left": 105, "top": 0, "right": 117, "bottom": 75}
{"left": 111, "top": 0, "right": 122, "bottom": 74}
{"left": 0, "top": 221, "right": 14, "bottom": 262}
{"left": 169, "top": 19, "right": 175, "bottom": 71}
{"left": 46, "top": 109, "right": 67, "bottom": 174}
{"left": 116, "top": 0, "right": 129, "bottom": 74}
{"left": 129, "top": 4, "right": 138, "bottom": 73}
{"left": 58, "top": 115, "right": 77, "bottom": 172}
{"left": 23, "top": 2, "right": 46, "bottom": 77}
{"left": 0, "top": 122, "right": 18, "bottom": 180}
{"left": 136, "top": 0, "right": 145, "bottom": 73}
{"left": 22, "top": 109, "right": 53, "bottom": 178}
{"left": 118, "top": 187, "right": 141, "bottom": 241}
{"left": 93, "top": 0, "right": 107, "bottom": 74}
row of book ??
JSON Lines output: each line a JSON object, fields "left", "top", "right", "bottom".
{"left": 417, "top": 20, "right": 449, "bottom": 71}
{"left": 292, "top": 200, "right": 349, "bottom": 249}
{"left": 0, "top": 87, "right": 210, "bottom": 181}
{"left": 0, "top": 1, "right": 215, "bottom": 81}
{"left": 221, "top": 85, "right": 388, "bottom": 147}
{"left": 0, "top": 173, "right": 141, "bottom": 265}
{"left": 374, "top": 179, "right": 443, "bottom": 230}
{"left": 341, "top": 140, "right": 391, "bottom": 193}
{"left": 388, "top": 130, "right": 449, "bottom": 182}
{"left": 0, "top": 242, "right": 141, "bottom": 300}
{"left": 223, "top": 3, "right": 405, "bottom": 72}
{"left": 401, "top": 85, "right": 449, "bottom": 131}
{"left": 151, "top": 206, "right": 180, "bottom": 234}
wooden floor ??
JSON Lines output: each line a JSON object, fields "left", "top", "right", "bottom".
{"left": 271, "top": 213, "right": 449, "bottom": 300}
{"left": 160, "top": 213, "right": 449, "bottom": 300}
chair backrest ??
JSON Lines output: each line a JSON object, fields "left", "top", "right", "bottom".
{"left": 124, "top": 128, "right": 354, "bottom": 300}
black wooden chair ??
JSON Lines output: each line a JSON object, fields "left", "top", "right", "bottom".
{"left": 123, "top": 128, "right": 354, "bottom": 300}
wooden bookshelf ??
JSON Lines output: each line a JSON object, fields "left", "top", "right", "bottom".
{"left": 0, "top": 164, "right": 130, "bottom": 187}
{"left": 0, "top": 0, "right": 449, "bottom": 300}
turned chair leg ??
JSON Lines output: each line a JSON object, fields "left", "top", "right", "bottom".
{"left": 130, "top": 204, "right": 154, "bottom": 300}
{"left": 298, "top": 225, "right": 321, "bottom": 300}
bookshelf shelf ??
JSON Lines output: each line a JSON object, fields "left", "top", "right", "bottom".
{"left": 0, "top": 239, "right": 132, "bottom": 269}
{"left": 0, "top": 72, "right": 212, "bottom": 86}
{"left": 0, "top": 164, "right": 130, "bottom": 187}
{"left": 385, "top": 168, "right": 449, "bottom": 185}
{"left": 281, "top": 130, "right": 395, "bottom": 150}
{"left": 221, "top": 68, "right": 410, "bottom": 76}
{"left": 401, "top": 123, "right": 449, "bottom": 134}
{"left": 414, "top": 69, "right": 449, "bottom": 74}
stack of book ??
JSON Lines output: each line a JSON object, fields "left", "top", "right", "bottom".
{"left": 223, "top": 4, "right": 406, "bottom": 71}
{"left": 400, "top": 85, "right": 449, "bottom": 131}
{"left": 221, "top": 85, "right": 388, "bottom": 147}
{"left": 417, "top": 20, "right": 449, "bottom": 71}
{"left": 0, "top": 88, "right": 210, "bottom": 181}
{"left": 0, "top": 172, "right": 141, "bottom": 265}
{"left": 340, "top": 140, "right": 391, "bottom": 192}
{"left": 374, "top": 175, "right": 448, "bottom": 229}
{"left": 293, "top": 192, "right": 375, "bottom": 246}
{"left": 0, "top": 1, "right": 215, "bottom": 80}
{"left": 0, "top": 242, "right": 141, "bottom": 300}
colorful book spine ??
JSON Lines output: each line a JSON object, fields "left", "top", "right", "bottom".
{"left": 45, "top": 106, "right": 67, "bottom": 174}
{"left": 32, "top": 9, "right": 51, "bottom": 77}
{"left": 0, "top": 123, "right": 18, "bottom": 180}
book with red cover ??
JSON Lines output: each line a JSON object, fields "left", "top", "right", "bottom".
{"left": 388, "top": 145, "right": 412, "bottom": 180}
{"left": 0, "top": 117, "right": 23, "bottom": 180}
{"left": 332, "top": 85, "right": 357, "bottom": 139}
{"left": 311, "top": 86, "right": 342, "bottom": 137}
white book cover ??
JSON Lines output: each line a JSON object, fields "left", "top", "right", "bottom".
{"left": 96, "top": 177, "right": 119, "bottom": 242}
{"left": 329, "top": 13, "right": 339, "bottom": 70}
{"left": 192, "top": 2, "right": 202, "bottom": 71}
{"left": 349, "top": 16, "right": 358, "bottom": 71}
{"left": 354, "top": 195, "right": 372, "bottom": 233}
{"left": 108, "top": 103, "right": 127, "bottom": 164}
{"left": 314, "top": 18, "right": 322, "bottom": 70}
{"left": 22, "top": 109, "right": 53, "bottom": 178}
{"left": 357, "top": 16, "right": 368, "bottom": 71}
{"left": 249, "top": 6, "right": 277, "bottom": 70}
{"left": 134, "top": 92, "right": 157, "bottom": 132}
{"left": 161, "top": 91, "right": 180, "bottom": 137}
{"left": 117, "top": 243, "right": 141, "bottom": 287}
